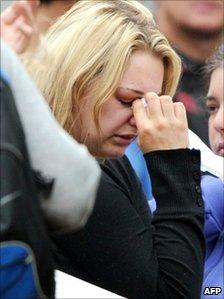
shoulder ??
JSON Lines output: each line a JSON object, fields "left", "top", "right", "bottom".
{"left": 201, "top": 173, "right": 224, "bottom": 231}
{"left": 98, "top": 155, "right": 142, "bottom": 202}
{"left": 98, "top": 155, "right": 139, "bottom": 182}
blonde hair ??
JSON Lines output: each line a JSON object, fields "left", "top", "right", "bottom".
{"left": 28, "top": 0, "right": 181, "bottom": 142}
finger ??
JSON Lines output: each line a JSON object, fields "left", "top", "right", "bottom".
{"left": 15, "top": 18, "right": 33, "bottom": 36}
{"left": 22, "top": 1, "right": 40, "bottom": 34}
{"left": 159, "top": 95, "right": 175, "bottom": 120}
{"left": 174, "top": 102, "right": 188, "bottom": 124}
{"left": 11, "top": 1, "right": 36, "bottom": 26}
{"left": 1, "top": 1, "right": 34, "bottom": 25}
{"left": 141, "top": 97, "right": 150, "bottom": 116}
{"left": 15, "top": 33, "right": 28, "bottom": 53}
{"left": 132, "top": 98, "right": 149, "bottom": 131}
{"left": 1, "top": 4, "right": 19, "bottom": 24}
{"left": 20, "top": 23, "right": 33, "bottom": 36}
{"left": 8, "top": 32, "right": 25, "bottom": 54}
{"left": 145, "top": 92, "right": 162, "bottom": 119}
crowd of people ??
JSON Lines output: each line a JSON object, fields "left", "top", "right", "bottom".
{"left": 0, "top": 1, "right": 223, "bottom": 299}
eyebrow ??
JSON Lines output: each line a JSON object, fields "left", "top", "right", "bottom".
{"left": 118, "top": 87, "right": 162, "bottom": 97}
{"left": 124, "top": 87, "right": 144, "bottom": 96}
{"left": 205, "top": 95, "right": 217, "bottom": 102}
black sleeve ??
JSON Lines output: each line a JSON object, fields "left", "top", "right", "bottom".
{"left": 53, "top": 149, "right": 205, "bottom": 299}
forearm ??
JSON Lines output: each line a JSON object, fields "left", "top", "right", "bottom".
{"left": 144, "top": 148, "right": 205, "bottom": 299}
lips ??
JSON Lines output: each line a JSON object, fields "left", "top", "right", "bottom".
{"left": 217, "top": 142, "right": 224, "bottom": 156}
{"left": 194, "top": 1, "right": 221, "bottom": 13}
{"left": 114, "top": 134, "right": 136, "bottom": 146}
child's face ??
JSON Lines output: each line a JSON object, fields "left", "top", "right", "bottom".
{"left": 206, "top": 67, "right": 224, "bottom": 156}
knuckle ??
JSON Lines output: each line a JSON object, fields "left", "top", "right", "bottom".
{"left": 141, "top": 124, "right": 151, "bottom": 135}
{"left": 155, "top": 119, "right": 168, "bottom": 130}
{"left": 176, "top": 120, "right": 188, "bottom": 131}
{"left": 175, "top": 102, "right": 186, "bottom": 110}
{"left": 145, "top": 92, "right": 159, "bottom": 101}
{"left": 160, "top": 95, "right": 172, "bottom": 103}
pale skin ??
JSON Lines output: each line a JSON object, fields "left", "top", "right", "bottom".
{"left": 206, "top": 67, "right": 224, "bottom": 156}
{"left": 133, "top": 93, "right": 188, "bottom": 153}
{"left": 0, "top": 0, "right": 76, "bottom": 54}
{"left": 78, "top": 50, "right": 189, "bottom": 158}
{"left": 0, "top": 0, "right": 39, "bottom": 54}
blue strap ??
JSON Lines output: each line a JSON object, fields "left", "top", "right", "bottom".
{"left": 0, "top": 68, "right": 10, "bottom": 84}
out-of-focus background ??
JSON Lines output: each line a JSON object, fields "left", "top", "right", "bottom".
{"left": 0, "top": 0, "right": 155, "bottom": 12}
{"left": 1, "top": 0, "right": 11, "bottom": 11}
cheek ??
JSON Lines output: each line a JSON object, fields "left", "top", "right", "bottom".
{"left": 208, "top": 118, "right": 216, "bottom": 145}
{"left": 100, "top": 105, "right": 131, "bottom": 134}
{"left": 100, "top": 112, "right": 126, "bottom": 134}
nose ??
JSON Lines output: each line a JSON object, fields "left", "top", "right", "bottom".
{"left": 213, "top": 107, "right": 224, "bottom": 135}
{"left": 129, "top": 114, "right": 136, "bottom": 127}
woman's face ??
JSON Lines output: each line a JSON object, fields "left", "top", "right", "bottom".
{"left": 79, "top": 50, "right": 164, "bottom": 158}
{"left": 206, "top": 67, "right": 224, "bottom": 156}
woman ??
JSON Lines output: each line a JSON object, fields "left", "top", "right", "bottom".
{"left": 28, "top": 1, "right": 205, "bottom": 298}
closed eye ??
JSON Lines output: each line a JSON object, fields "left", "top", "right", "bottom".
{"left": 118, "top": 99, "right": 134, "bottom": 107}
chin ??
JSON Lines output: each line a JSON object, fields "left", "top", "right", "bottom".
{"left": 97, "top": 146, "right": 126, "bottom": 159}
{"left": 211, "top": 145, "right": 224, "bottom": 157}
{"left": 215, "top": 149, "right": 224, "bottom": 157}
{"left": 195, "top": 24, "right": 223, "bottom": 33}
{"left": 182, "top": 22, "right": 223, "bottom": 38}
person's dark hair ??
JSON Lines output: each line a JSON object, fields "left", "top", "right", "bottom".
{"left": 40, "top": 0, "right": 54, "bottom": 4}
{"left": 205, "top": 44, "right": 223, "bottom": 80}
{"left": 204, "top": 44, "right": 223, "bottom": 120}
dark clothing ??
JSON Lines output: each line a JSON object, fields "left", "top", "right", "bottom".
{"left": 0, "top": 76, "right": 55, "bottom": 298}
{"left": 175, "top": 51, "right": 209, "bottom": 146}
{"left": 54, "top": 149, "right": 205, "bottom": 299}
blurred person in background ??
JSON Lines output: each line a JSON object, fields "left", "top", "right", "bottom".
{"left": 154, "top": 0, "right": 223, "bottom": 146}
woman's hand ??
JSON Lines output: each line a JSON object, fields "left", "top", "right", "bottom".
{"left": 0, "top": 0, "right": 39, "bottom": 54}
{"left": 132, "top": 92, "right": 189, "bottom": 153}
